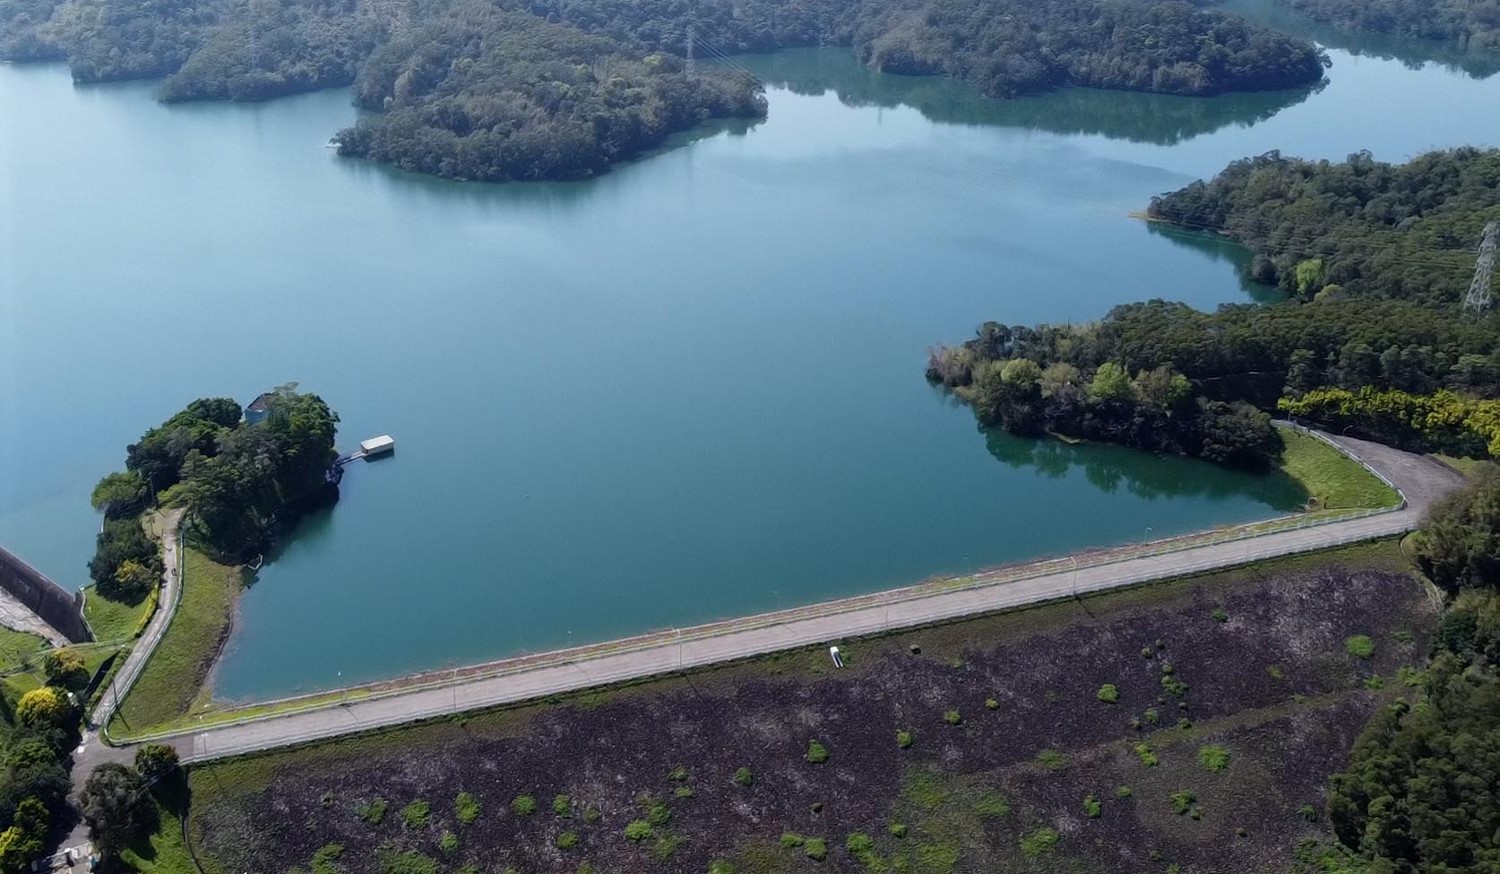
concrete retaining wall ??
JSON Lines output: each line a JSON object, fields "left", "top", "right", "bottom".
{"left": 0, "top": 546, "right": 92, "bottom": 644}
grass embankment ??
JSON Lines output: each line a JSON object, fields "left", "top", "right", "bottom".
{"left": 1276, "top": 426, "right": 1401, "bottom": 510}
{"left": 111, "top": 549, "right": 242, "bottom": 736}
{"left": 122, "top": 797, "right": 196, "bottom": 874}
{"left": 182, "top": 541, "right": 1427, "bottom": 874}
{"left": 84, "top": 583, "right": 156, "bottom": 643}
{"left": 1435, "top": 454, "right": 1491, "bottom": 478}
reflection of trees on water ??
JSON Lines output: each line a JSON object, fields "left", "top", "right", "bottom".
{"left": 1142, "top": 222, "right": 1288, "bottom": 305}
{"left": 981, "top": 425, "right": 1307, "bottom": 509}
{"left": 1215, "top": 0, "right": 1500, "bottom": 79}
{"left": 733, "top": 48, "right": 1321, "bottom": 146}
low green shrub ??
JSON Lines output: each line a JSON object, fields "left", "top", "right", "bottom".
{"left": 557, "top": 831, "right": 579, "bottom": 850}
{"left": 974, "top": 792, "right": 1010, "bottom": 816}
{"left": 1135, "top": 744, "right": 1159, "bottom": 767}
{"left": 733, "top": 767, "right": 753, "bottom": 787}
{"left": 806, "top": 740, "right": 829, "bottom": 763}
{"left": 357, "top": 798, "right": 388, "bottom": 824}
{"left": 511, "top": 795, "right": 538, "bottom": 816}
{"left": 943, "top": 710, "right": 962, "bottom": 725}
{"left": 1345, "top": 635, "right": 1376, "bottom": 659}
{"left": 402, "top": 800, "right": 430, "bottom": 829}
{"left": 1212, "top": 608, "right": 1229, "bottom": 623}
{"left": 553, "top": 794, "right": 571, "bottom": 816}
{"left": 1115, "top": 785, "right": 1133, "bottom": 799}
{"left": 781, "top": 833, "right": 806, "bottom": 849}
{"left": 625, "top": 820, "right": 652, "bottom": 841}
{"left": 1198, "top": 745, "right": 1231, "bottom": 772}
{"left": 1036, "top": 749, "right": 1068, "bottom": 771}
{"left": 438, "top": 831, "right": 458, "bottom": 853}
{"left": 1171, "top": 790, "right": 1197, "bottom": 815}
{"left": 896, "top": 730, "right": 913, "bottom": 749}
{"left": 455, "top": 792, "right": 480, "bottom": 825}
{"left": 668, "top": 766, "right": 689, "bottom": 782}
{"left": 888, "top": 823, "right": 908, "bottom": 838}
{"left": 1020, "top": 827, "right": 1060, "bottom": 858}
{"left": 1097, "top": 684, "right": 1119, "bottom": 703}
{"left": 1084, "top": 795, "right": 1102, "bottom": 818}
{"left": 804, "top": 838, "right": 827, "bottom": 861}
{"left": 674, "top": 786, "right": 694, "bottom": 798}
{"left": 985, "top": 698, "right": 1000, "bottom": 710}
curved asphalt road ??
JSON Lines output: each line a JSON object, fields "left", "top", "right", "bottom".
{"left": 116, "top": 431, "right": 1458, "bottom": 766}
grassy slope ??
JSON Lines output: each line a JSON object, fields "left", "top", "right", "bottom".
{"left": 111, "top": 549, "right": 242, "bottom": 735}
{"left": 1276, "top": 426, "right": 1401, "bottom": 510}
{"left": 84, "top": 583, "right": 156, "bottom": 643}
{"left": 1435, "top": 454, "right": 1491, "bottom": 478}
{"left": 182, "top": 542, "right": 1421, "bottom": 874}
{"left": 123, "top": 797, "right": 196, "bottom": 874}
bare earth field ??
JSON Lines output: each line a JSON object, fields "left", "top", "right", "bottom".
{"left": 188, "top": 545, "right": 1433, "bottom": 874}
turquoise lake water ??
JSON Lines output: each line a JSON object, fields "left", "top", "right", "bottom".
{"left": 3, "top": 21, "right": 1498, "bottom": 699}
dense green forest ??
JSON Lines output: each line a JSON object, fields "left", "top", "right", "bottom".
{"left": 1278, "top": 0, "right": 1500, "bottom": 52}
{"left": 1147, "top": 148, "right": 1500, "bottom": 306}
{"left": 1313, "top": 469, "right": 1500, "bottom": 874}
{"left": 335, "top": 3, "right": 764, "bottom": 181}
{"left": 0, "top": 0, "right": 1327, "bottom": 180}
{"left": 932, "top": 148, "right": 1500, "bottom": 461}
{"left": 89, "top": 385, "right": 339, "bottom": 583}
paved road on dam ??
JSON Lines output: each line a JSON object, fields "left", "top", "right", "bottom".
{"left": 151, "top": 431, "right": 1459, "bottom": 764}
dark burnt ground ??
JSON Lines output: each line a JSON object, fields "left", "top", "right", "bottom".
{"left": 190, "top": 545, "right": 1433, "bottom": 874}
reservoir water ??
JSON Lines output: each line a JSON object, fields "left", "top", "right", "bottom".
{"left": 3, "top": 22, "right": 1499, "bottom": 699}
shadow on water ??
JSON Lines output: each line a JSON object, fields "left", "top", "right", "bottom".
{"left": 1143, "top": 222, "right": 1289, "bottom": 305}
{"left": 729, "top": 48, "right": 1323, "bottom": 146}
{"left": 1216, "top": 0, "right": 1500, "bottom": 79}
{"left": 982, "top": 426, "right": 1309, "bottom": 510}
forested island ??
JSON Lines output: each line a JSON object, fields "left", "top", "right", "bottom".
{"left": 0, "top": 0, "right": 1327, "bottom": 181}
{"left": 1278, "top": 0, "right": 1500, "bottom": 53}
{"left": 928, "top": 147, "right": 1500, "bottom": 468}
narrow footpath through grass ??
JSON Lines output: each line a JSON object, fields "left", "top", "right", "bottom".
{"left": 1276, "top": 426, "right": 1401, "bottom": 510}
{"left": 111, "top": 549, "right": 242, "bottom": 736}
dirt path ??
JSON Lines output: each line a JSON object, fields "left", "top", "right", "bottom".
{"left": 123, "top": 431, "right": 1459, "bottom": 765}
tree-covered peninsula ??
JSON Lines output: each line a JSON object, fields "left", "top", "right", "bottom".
{"left": 89, "top": 385, "right": 339, "bottom": 591}
{"left": 0, "top": 0, "right": 1328, "bottom": 180}
{"left": 932, "top": 147, "right": 1500, "bottom": 465}
{"left": 1277, "top": 0, "right": 1500, "bottom": 53}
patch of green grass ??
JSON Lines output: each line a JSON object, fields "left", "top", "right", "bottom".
{"left": 985, "top": 697, "right": 999, "bottom": 710}
{"left": 1436, "top": 454, "right": 1491, "bottom": 478}
{"left": 625, "top": 820, "right": 653, "bottom": 841}
{"left": 806, "top": 739, "right": 829, "bottom": 763}
{"left": 973, "top": 792, "right": 1010, "bottom": 817}
{"left": 1135, "top": 743, "right": 1160, "bottom": 767}
{"left": 552, "top": 793, "right": 571, "bottom": 816}
{"left": 1275, "top": 427, "right": 1400, "bottom": 510}
{"left": 673, "top": 786, "right": 693, "bottom": 798}
{"left": 438, "top": 830, "right": 457, "bottom": 853}
{"left": 1035, "top": 748, "right": 1068, "bottom": 771}
{"left": 667, "top": 765, "right": 689, "bottom": 782}
{"left": 943, "top": 709, "right": 962, "bottom": 725}
{"left": 733, "top": 767, "right": 753, "bottom": 787}
{"left": 401, "top": 800, "right": 430, "bottom": 829}
{"left": 455, "top": 791, "right": 480, "bottom": 824}
{"left": 1115, "top": 785, "right": 1133, "bottom": 799}
{"left": 1212, "top": 608, "right": 1229, "bottom": 623}
{"left": 556, "top": 831, "right": 579, "bottom": 849}
{"left": 888, "top": 823, "right": 908, "bottom": 838}
{"left": 111, "top": 549, "right": 243, "bottom": 734}
{"left": 120, "top": 796, "right": 195, "bottom": 873}
{"left": 1019, "top": 827, "right": 1060, "bottom": 858}
{"left": 1198, "top": 745, "right": 1231, "bottom": 772}
{"left": 1345, "top": 635, "right": 1376, "bottom": 659}
{"left": 780, "top": 833, "right": 806, "bottom": 849}
{"left": 511, "top": 795, "right": 537, "bottom": 816}
{"left": 357, "top": 799, "right": 388, "bottom": 824}
{"left": 1084, "top": 794, "right": 1102, "bottom": 818}
{"left": 1097, "top": 684, "right": 1119, "bottom": 703}
{"left": 1171, "top": 790, "right": 1197, "bottom": 815}
{"left": 83, "top": 583, "right": 154, "bottom": 643}
{"left": 803, "top": 838, "right": 827, "bottom": 861}
{"left": 897, "top": 729, "right": 914, "bottom": 749}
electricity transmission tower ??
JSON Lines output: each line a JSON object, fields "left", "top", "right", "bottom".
{"left": 1463, "top": 220, "right": 1498, "bottom": 315}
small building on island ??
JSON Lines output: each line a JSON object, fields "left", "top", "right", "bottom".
{"left": 244, "top": 392, "right": 275, "bottom": 425}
